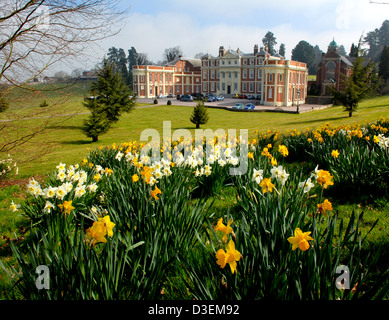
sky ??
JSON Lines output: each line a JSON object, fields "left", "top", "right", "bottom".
{"left": 67, "top": 0, "right": 389, "bottom": 72}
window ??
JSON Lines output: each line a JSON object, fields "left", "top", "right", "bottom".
{"left": 234, "top": 72, "right": 238, "bottom": 78}
{"left": 250, "top": 59, "right": 254, "bottom": 65}
{"left": 269, "top": 73, "right": 273, "bottom": 82}
{"left": 242, "top": 83, "right": 247, "bottom": 92}
{"left": 203, "top": 71, "right": 207, "bottom": 80}
{"left": 249, "top": 82, "right": 254, "bottom": 92}
{"left": 228, "top": 72, "right": 231, "bottom": 78}
{"left": 243, "top": 69, "right": 247, "bottom": 78}
{"left": 243, "top": 59, "right": 247, "bottom": 65}
{"left": 268, "top": 87, "right": 273, "bottom": 99}
{"left": 257, "top": 82, "right": 262, "bottom": 93}
{"left": 258, "top": 69, "right": 262, "bottom": 79}
{"left": 279, "top": 74, "right": 283, "bottom": 82}
{"left": 249, "top": 69, "right": 254, "bottom": 79}
{"left": 211, "top": 70, "right": 215, "bottom": 79}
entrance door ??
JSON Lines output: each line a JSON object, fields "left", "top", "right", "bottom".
{"left": 155, "top": 86, "right": 158, "bottom": 97}
{"left": 227, "top": 85, "right": 231, "bottom": 94}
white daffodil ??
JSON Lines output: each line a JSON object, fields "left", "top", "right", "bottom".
{"left": 43, "top": 186, "right": 58, "bottom": 198}
{"left": 253, "top": 168, "right": 264, "bottom": 184}
{"left": 10, "top": 200, "right": 20, "bottom": 212}
{"left": 43, "top": 201, "right": 55, "bottom": 214}
{"left": 299, "top": 178, "right": 315, "bottom": 193}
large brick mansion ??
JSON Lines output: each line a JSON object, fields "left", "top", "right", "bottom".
{"left": 132, "top": 44, "right": 308, "bottom": 107}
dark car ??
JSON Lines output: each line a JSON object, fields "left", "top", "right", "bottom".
{"left": 180, "top": 94, "right": 193, "bottom": 102}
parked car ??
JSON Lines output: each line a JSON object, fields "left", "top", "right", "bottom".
{"left": 216, "top": 95, "right": 224, "bottom": 101}
{"left": 232, "top": 103, "right": 244, "bottom": 110}
{"left": 157, "top": 94, "right": 166, "bottom": 99}
{"left": 176, "top": 95, "right": 182, "bottom": 100}
{"left": 247, "top": 94, "right": 256, "bottom": 100}
{"left": 239, "top": 94, "right": 247, "bottom": 99}
{"left": 244, "top": 103, "right": 255, "bottom": 110}
{"left": 207, "top": 96, "right": 217, "bottom": 102}
{"left": 191, "top": 93, "right": 204, "bottom": 100}
{"left": 256, "top": 94, "right": 262, "bottom": 100}
{"left": 232, "top": 93, "right": 240, "bottom": 99}
{"left": 167, "top": 93, "right": 176, "bottom": 98}
{"left": 180, "top": 94, "right": 193, "bottom": 102}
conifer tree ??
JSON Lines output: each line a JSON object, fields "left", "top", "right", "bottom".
{"left": 379, "top": 45, "right": 389, "bottom": 84}
{"left": 83, "top": 59, "right": 135, "bottom": 141}
{"left": 190, "top": 102, "right": 209, "bottom": 129}
{"left": 332, "top": 43, "right": 379, "bottom": 117}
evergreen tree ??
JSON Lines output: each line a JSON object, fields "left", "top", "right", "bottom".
{"left": 332, "top": 44, "right": 379, "bottom": 117}
{"left": 291, "top": 40, "right": 316, "bottom": 74}
{"left": 379, "top": 45, "right": 389, "bottom": 84}
{"left": 262, "top": 31, "right": 277, "bottom": 56}
{"left": 349, "top": 43, "right": 358, "bottom": 57}
{"left": 82, "top": 59, "right": 135, "bottom": 141}
{"left": 190, "top": 102, "right": 209, "bottom": 129}
{"left": 279, "top": 43, "right": 286, "bottom": 57}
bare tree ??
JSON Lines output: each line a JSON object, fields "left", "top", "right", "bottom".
{"left": 0, "top": 0, "right": 129, "bottom": 165}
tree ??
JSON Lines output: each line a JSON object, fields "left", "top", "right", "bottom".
{"left": 83, "top": 59, "right": 135, "bottom": 141}
{"left": 190, "top": 101, "right": 209, "bottom": 129}
{"left": 279, "top": 43, "right": 286, "bottom": 57}
{"left": 379, "top": 45, "right": 389, "bottom": 84}
{"left": 0, "top": 0, "right": 128, "bottom": 157}
{"left": 332, "top": 44, "right": 379, "bottom": 117}
{"left": 163, "top": 46, "right": 183, "bottom": 63}
{"left": 262, "top": 31, "right": 277, "bottom": 55}
{"left": 349, "top": 43, "right": 359, "bottom": 57}
{"left": 291, "top": 40, "right": 316, "bottom": 74}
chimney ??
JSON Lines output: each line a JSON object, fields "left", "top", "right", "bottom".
{"left": 254, "top": 44, "right": 258, "bottom": 55}
{"left": 219, "top": 46, "right": 226, "bottom": 57}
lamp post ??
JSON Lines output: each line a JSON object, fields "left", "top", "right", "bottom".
{"left": 297, "top": 89, "right": 300, "bottom": 114}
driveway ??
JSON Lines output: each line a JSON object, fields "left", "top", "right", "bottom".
{"left": 138, "top": 98, "right": 332, "bottom": 114}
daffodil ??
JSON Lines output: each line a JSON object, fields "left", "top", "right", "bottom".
{"left": 86, "top": 220, "right": 108, "bottom": 245}
{"left": 9, "top": 200, "right": 20, "bottom": 212}
{"left": 331, "top": 150, "right": 340, "bottom": 158}
{"left": 317, "top": 199, "right": 333, "bottom": 215}
{"left": 278, "top": 145, "right": 289, "bottom": 157}
{"left": 216, "top": 240, "right": 241, "bottom": 274}
{"left": 288, "top": 228, "right": 314, "bottom": 251}
{"left": 214, "top": 218, "right": 233, "bottom": 243}
{"left": 98, "top": 215, "right": 115, "bottom": 237}
{"left": 150, "top": 186, "right": 161, "bottom": 201}
{"left": 132, "top": 174, "right": 139, "bottom": 182}
{"left": 316, "top": 170, "right": 334, "bottom": 189}
{"left": 259, "top": 177, "right": 275, "bottom": 194}
{"left": 58, "top": 200, "right": 75, "bottom": 215}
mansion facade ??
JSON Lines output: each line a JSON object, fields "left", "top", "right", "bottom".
{"left": 132, "top": 44, "right": 308, "bottom": 107}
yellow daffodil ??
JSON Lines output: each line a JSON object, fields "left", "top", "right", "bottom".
{"left": 316, "top": 170, "right": 334, "bottom": 189}
{"left": 214, "top": 218, "right": 233, "bottom": 243}
{"left": 331, "top": 150, "right": 340, "bottom": 158}
{"left": 288, "top": 227, "right": 314, "bottom": 251}
{"left": 132, "top": 174, "right": 139, "bottom": 182}
{"left": 278, "top": 145, "right": 289, "bottom": 157}
{"left": 259, "top": 177, "right": 275, "bottom": 194}
{"left": 58, "top": 200, "right": 75, "bottom": 215}
{"left": 270, "top": 157, "right": 278, "bottom": 166}
{"left": 86, "top": 220, "right": 107, "bottom": 245}
{"left": 247, "top": 152, "right": 254, "bottom": 160}
{"left": 98, "top": 215, "right": 115, "bottom": 237}
{"left": 216, "top": 240, "right": 241, "bottom": 274}
{"left": 150, "top": 186, "right": 161, "bottom": 201}
{"left": 317, "top": 199, "right": 333, "bottom": 215}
